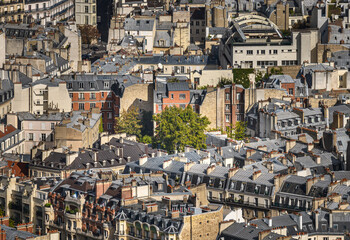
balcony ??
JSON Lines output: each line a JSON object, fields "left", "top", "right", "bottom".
{"left": 208, "top": 197, "right": 270, "bottom": 210}
{"left": 0, "top": 0, "right": 23, "bottom": 6}
{"left": 271, "top": 202, "right": 308, "bottom": 212}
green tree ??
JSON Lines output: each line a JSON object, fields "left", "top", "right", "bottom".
{"left": 99, "top": 117, "right": 103, "bottom": 133}
{"left": 140, "top": 135, "right": 152, "bottom": 144}
{"left": 114, "top": 106, "right": 142, "bottom": 138}
{"left": 232, "top": 121, "right": 247, "bottom": 140}
{"left": 217, "top": 77, "right": 233, "bottom": 87}
{"left": 9, "top": 218, "right": 15, "bottom": 228}
{"left": 232, "top": 69, "right": 254, "bottom": 88}
{"left": 153, "top": 106, "right": 210, "bottom": 153}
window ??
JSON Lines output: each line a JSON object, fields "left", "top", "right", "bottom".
{"left": 85, "top": 16, "right": 89, "bottom": 24}
{"left": 108, "top": 112, "right": 112, "bottom": 119}
{"left": 179, "top": 94, "right": 186, "bottom": 100}
{"left": 90, "top": 103, "right": 95, "bottom": 108}
{"left": 180, "top": 104, "right": 186, "bottom": 109}
{"left": 196, "top": 29, "right": 199, "bottom": 34}
{"left": 29, "top": 133, "right": 33, "bottom": 141}
{"left": 92, "top": 5, "right": 96, "bottom": 13}
{"left": 79, "top": 93, "right": 84, "bottom": 99}
{"left": 225, "top": 115, "right": 230, "bottom": 122}
{"left": 79, "top": 82, "right": 84, "bottom": 88}
{"left": 181, "top": 66, "right": 185, "bottom": 73}
{"left": 51, "top": 123, "right": 55, "bottom": 130}
{"left": 101, "top": 92, "right": 104, "bottom": 98}
{"left": 158, "top": 105, "right": 162, "bottom": 111}
{"left": 84, "top": 6, "right": 88, "bottom": 13}
{"left": 261, "top": 50, "right": 265, "bottom": 55}
{"left": 289, "top": 88, "right": 293, "bottom": 95}
{"left": 225, "top": 104, "right": 230, "bottom": 111}
{"left": 41, "top": 134, "right": 46, "bottom": 141}
{"left": 273, "top": 50, "right": 278, "bottom": 54}
{"left": 68, "top": 83, "right": 72, "bottom": 88}
{"left": 104, "top": 82, "right": 109, "bottom": 89}
{"left": 79, "top": 103, "right": 84, "bottom": 110}
{"left": 171, "top": 94, "right": 174, "bottom": 99}
{"left": 225, "top": 93, "right": 230, "bottom": 100}
{"left": 89, "top": 82, "right": 94, "bottom": 88}
{"left": 90, "top": 93, "right": 95, "bottom": 99}
{"left": 247, "top": 50, "right": 253, "bottom": 55}
{"left": 196, "top": 21, "right": 199, "bottom": 26}
{"left": 107, "top": 123, "right": 112, "bottom": 130}
{"left": 237, "top": 93, "right": 241, "bottom": 101}
{"left": 69, "top": 93, "right": 73, "bottom": 98}
{"left": 107, "top": 102, "right": 112, "bottom": 108}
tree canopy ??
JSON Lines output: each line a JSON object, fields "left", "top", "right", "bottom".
{"left": 78, "top": 25, "right": 100, "bottom": 45}
{"left": 232, "top": 121, "right": 247, "bottom": 140}
{"left": 232, "top": 69, "right": 254, "bottom": 88}
{"left": 153, "top": 106, "right": 210, "bottom": 153}
{"left": 114, "top": 106, "right": 142, "bottom": 138}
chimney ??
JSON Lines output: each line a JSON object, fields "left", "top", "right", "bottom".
{"left": 206, "top": 165, "right": 216, "bottom": 175}
{"left": 329, "top": 211, "right": 333, "bottom": 228}
{"left": 162, "top": 159, "right": 172, "bottom": 169}
{"left": 131, "top": 179, "right": 137, "bottom": 187}
{"left": 306, "top": 178, "right": 314, "bottom": 195}
{"left": 285, "top": 139, "right": 296, "bottom": 153}
{"left": 171, "top": 210, "right": 180, "bottom": 219}
{"left": 246, "top": 149, "right": 256, "bottom": 158}
{"left": 315, "top": 155, "right": 321, "bottom": 164}
{"left": 268, "top": 217, "right": 272, "bottom": 227}
{"left": 307, "top": 143, "right": 314, "bottom": 152}
{"left": 184, "top": 161, "right": 195, "bottom": 172}
{"left": 93, "top": 151, "right": 98, "bottom": 162}
{"left": 297, "top": 213, "right": 302, "bottom": 230}
{"left": 252, "top": 170, "right": 262, "bottom": 180}
{"left": 0, "top": 124, "right": 5, "bottom": 133}
{"left": 228, "top": 167, "right": 239, "bottom": 178}
{"left": 265, "top": 161, "right": 274, "bottom": 173}
{"left": 127, "top": 156, "right": 131, "bottom": 162}
{"left": 139, "top": 155, "right": 148, "bottom": 165}
{"left": 313, "top": 211, "right": 319, "bottom": 231}
{"left": 257, "top": 145, "right": 267, "bottom": 152}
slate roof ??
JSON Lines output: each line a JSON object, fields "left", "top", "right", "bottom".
{"left": 0, "top": 225, "right": 37, "bottom": 240}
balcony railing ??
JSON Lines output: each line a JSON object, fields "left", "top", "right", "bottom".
{"left": 208, "top": 197, "right": 270, "bottom": 210}
{"left": 271, "top": 202, "right": 308, "bottom": 211}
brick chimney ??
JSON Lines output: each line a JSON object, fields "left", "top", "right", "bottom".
{"left": 206, "top": 165, "right": 216, "bottom": 175}
{"left": 252, "top": 170, "right": 262, "bottom": 180}
{"left": 139, "top": 154, "right": 148, "bottom": 165}
{"left": 228, "top": 167, "right": 239, "bottom": 178}
{"left": 307, "top": 143, "right": 314, "bottom": 152}
{"left": 184, "top": 161, "right": 195, "bottom": 172}
{"left": 285, "top": 139, "right": 296, "bottom": 153}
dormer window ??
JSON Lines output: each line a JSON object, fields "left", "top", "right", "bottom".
{"left": 79, "top": 82, "right": 84, "bottom": 89}
{"left": 104, "top": 82, "right": 109, "bottom": 89}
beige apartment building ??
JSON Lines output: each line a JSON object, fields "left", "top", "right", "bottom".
{"left": 12, "top": 79, "right": 71, "bottom": 115}
{"left": 0, "top": 0, "right": 25, "bottom": 23}
{"left": 54, "top": 109, "right": 101, "bottom": 151}
{"left": 75, "top": 0, "right": 96, "bottom": 25}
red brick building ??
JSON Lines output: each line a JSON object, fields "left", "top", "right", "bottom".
{"left": 154, "top": 81, "right": 206, "bottom": 114}
{"left": 63, "top": 75, "right": 123, "bottom": 132}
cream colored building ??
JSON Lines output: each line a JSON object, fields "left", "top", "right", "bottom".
{"left": 54, "top": 110, "right": 101, "bottom": 151}
{"left": 12, "top": 78, "right": 71, "bottom": 115}
{"left": 75, "top": 0, "right": 96, "bottom": 25}
{"left": 0, "top": 176, "right": 51, "bottom": 234}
